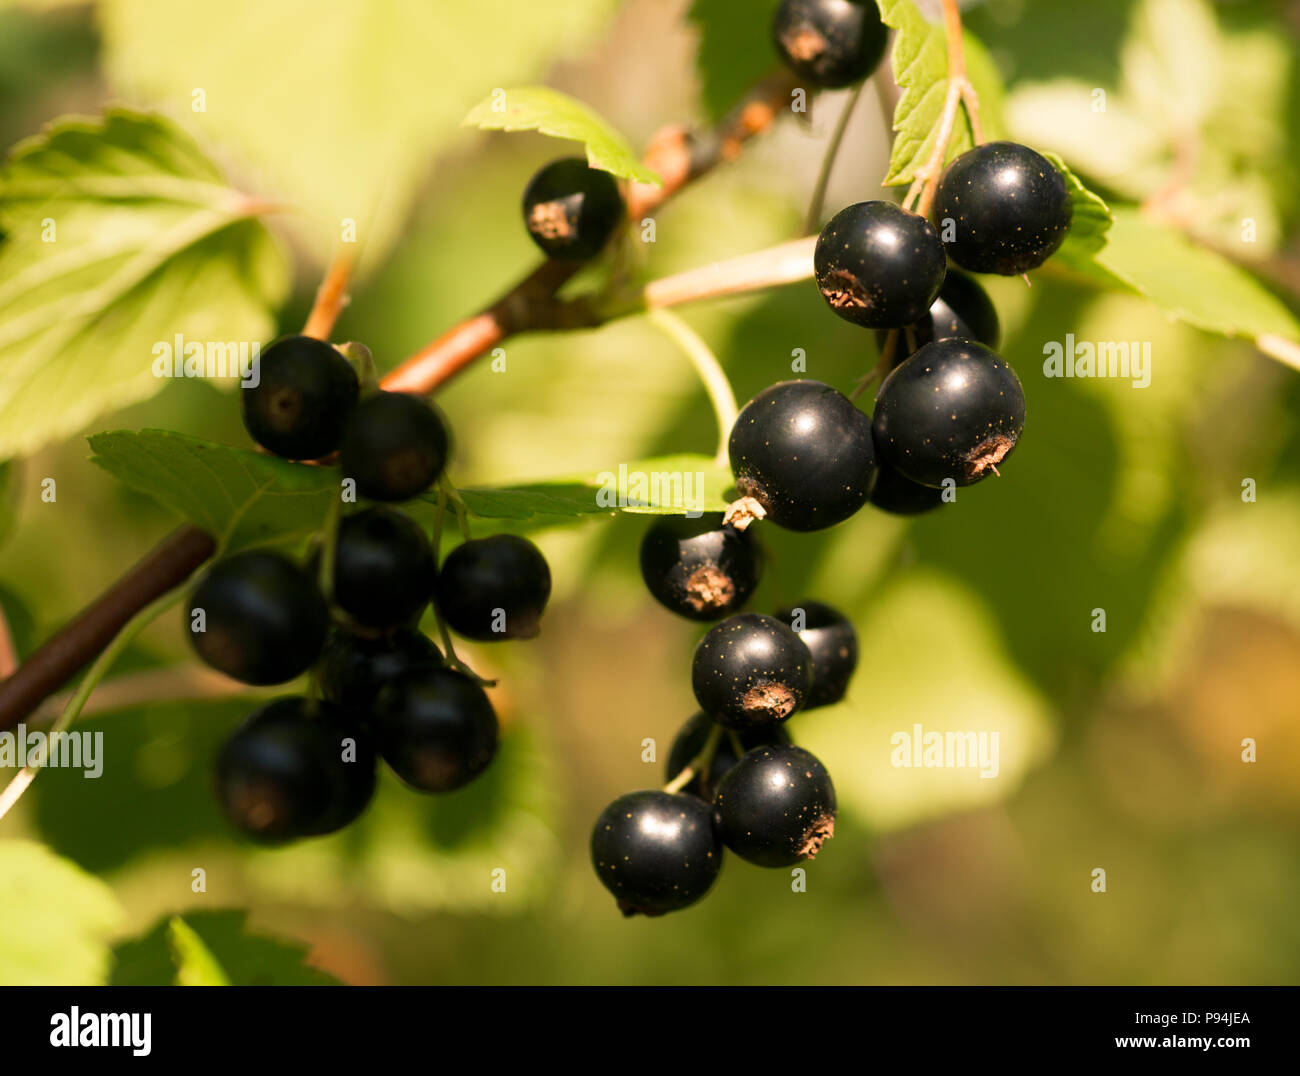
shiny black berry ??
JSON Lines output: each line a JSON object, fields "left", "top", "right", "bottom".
{"left": 590, "top": 790, "right": 723, "bottom": 917}
{"left": 664, "top": 710, "right": 791, "bottom": 800}
{"left": 814, "top": 201, "right": 947, "bottom": 329}
{"left": 241, "top": 336, "right": 360, "bottom": 460}
{"left": 328, "top": 506, "right": 436, "bottom": 629}
{"left": 215, "top": 696, "right": 376, "bottom": 843}
{"left": 187, "top": 551, "right": 328, "bottom": 685}
{"left": 434, "top": 534, "right": 551, "bottom": 641}
{"left": 339, "top": 391, "right": 449, "bottom": 502}
{"left": 318, "top": 628, "right": 443, "bottom": 712}
{"left": 867, "top": 462, "right": 947, "bottom": 515}
{"left": 933, "top": 141, "right": 1072, "bottom": 275}
{"left": 772, "top": 0, "right": 889, "bottom": 89}
{"left": 774, "top": 601, "right": 857, "bottom": 709}
{"left": 712, "top": 744, "right": 836, "bottom": 867}
{"left": 371, "top": 666, "right": 498, "bottom": 792}
{"left": 691, "top": 612, "right": 812, "bottom": 730}
{"left": 639, "top": 514, "right": 761, "bottom": 621}
{"left": 522, "top": 157, "right": 624, "bottom": 262}
{"left": 874, "top": 269, "right": 1001, "bottom": 366}
{"left": 872, "top": 339, "right": 1026, "bottom": 488}
{"left": 728, "top": 380, "right": 875, "bottom": 531}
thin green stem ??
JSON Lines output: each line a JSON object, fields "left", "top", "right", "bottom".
{"left": 647, "top": 308, "right": 739, "bottom": 467}
{"left": 430, "top": 487, "right": 494, "bottom": 686}
{"left": 803, "top": 81, "right": 866, "bottom": 235}
{"left": 440, "top": 475, "right": 472, "bottom": 542}
{"left": 663, "top": 722, "right": 724, "bottom": 794}
{"left": 317, "top": 493, "right": 343, "bottom": 600}
{"left": 0, "top": 587, "right": 185, "bottom": 822}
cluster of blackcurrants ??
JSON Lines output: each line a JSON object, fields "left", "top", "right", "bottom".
{"left": 185, "top": 334, "right": 551, "bottom": 843}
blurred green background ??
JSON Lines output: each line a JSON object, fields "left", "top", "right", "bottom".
{"left": 1, "top": 0, "right": 1299, "bottom": 985}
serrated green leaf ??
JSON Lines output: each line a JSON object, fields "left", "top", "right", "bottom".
{"left": 878, "top": 0, "right": 1006, "bottom": 187}
{"left": 1092, "top": 207, "right": 1300, "bottom": 353}
{"left": 167, "top": 916, "right": 230, "bottom": 986}
{"left": 89, "top": 429, "right": 338, "bottom": 553}
{"left": 688, "top": 0, "right": 783, "bottom": 122}
{"left": 98, "top": 0, "right": 619, "bottom": 266}
{"left": 1039, "top": 150, "right": 1113, "bottom": 270}
{"left": 0, "top": 109, "right": 288, "bottom": 460}
{"left": 112, "top": 910, "right": 337, "bottom": 985}
{"left": 463, "top": 86, "right": 660, "bottom": 185}
{"left": 0, "top": 840, "right": 124, "bottom": 985}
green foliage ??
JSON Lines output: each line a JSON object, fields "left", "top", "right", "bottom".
{"left": 0, "top": 109, "right": 287, "bottom": 460}
{"left": 1040, "top": 150, "right": 1113, "bottom": 269}
{"left": 0, "top": 840, "right": 124, "bottom": 985}
{"left": 97, "top": 0, "right": 618, "bottom": 266}
{"left": 687, "top": 0, "right": 783, "bottom": 122}
{"left": 112, "top": 910, "right": 337, "bottom": 985}
{"left": 463, "top": 87, "right": 660, "bottom": 185}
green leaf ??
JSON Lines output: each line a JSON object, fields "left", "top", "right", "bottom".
{"left": 462, "top": 87, "right": 659, "bottom": 185}
{"left": 0, "top": 109, "right": 288, "bottom": 460}
{"left": 89, "top": 429, "right": 338, "bottom": 553}
{"left": 878, "top": 0, "right": 1006, "bottom": 187}
{"left": 1092, "top": 207, "right": 1300, "bottom": 356}
{"left": 0, "top": 840, "right": 124, "bottom": 985}
{"left": 0, "top": 460, "right": 17, "bottom": 548}
{"left": 454, "top": 454, "right": 734, "bottom": 519}
{"left": 98, "top": 0, "right": 619, "bottom": 265}
{"left": 687, "top": 0, "right": 783, "bottom": 122}
{"left": 1039, "top": 150, "right": 1113, "bottom": 271}
{"left": 112, "top": 910, "right": 337, "bottom": 985}
{"left": 167, "top": 916, "right": 230, "bottom": 986}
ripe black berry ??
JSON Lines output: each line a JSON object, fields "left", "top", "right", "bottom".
{"left": 771, "top": 0, "right": 889, "bottom": 89}
{"left": 371, "top": 667, "right": 498, "bottom": 792}
{"left": 774, "top": 601, "right": 857, "bottom": 709}
{"left": 639, "top": 513, "right": 761, "bottom": 621}
{"left": 434, "top": 534, "right": 551, "bottom": 641}
{"left": 691, "top": 612, "right": 812, "bottom": 730}
{"left": 664, "top": 710, "right": 791, "bottom": 800}
{"left": 318, "top": 628, "right": 443, "bottom": 711}
{"left": 328, "top": 506, "right": 436, "bottom": 629}
{"left": 867, "top": 462, "right": 947, "bottom": 515}
{"left": 522, "top": 157, "right": 624, "bottom": 262}
{"left": 728, "top": 380, "right": 875, "bottom": 531}
{"left": 215, "top": 696, "right": 376, "bottom": 843}
{"left": 187, "top": 551, "right": 328, "bottom": 685}
{"left": 590, "top": 790, "right": 722, "bottom": 917}
{"left": 814, "top": 201, "right": 947, "bottom": 329}
{"left": 339, "top": 391, "right": 449, "bottom": 502}
{"left": 241, "top": 336, "right": 360, "bottom": 460}
{"left": 872, "top": 339, "right": 1026, "bottom": 487}
{"left": 874, "top": 269, "right": 1001, "bottom": 366}
{"left": 933, "top": 141, "right": 1072, "bottom": 275}
{"left": 712, "top": 744, "right": 836, "bottom": 867}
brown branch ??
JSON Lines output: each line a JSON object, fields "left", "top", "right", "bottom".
{"left": 0, "top": 599, "right": 16, "bottom": 679}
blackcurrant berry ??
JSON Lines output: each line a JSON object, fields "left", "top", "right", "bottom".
{"left": 328, "top": 506, "right": 436, "bottom": 629}
{"left": 187, "top": 551, "right": 328, "bottom": 685}
{"left": 339, "top": 391, "right": 449, "bottom": 502}
{"left": 814, "top": 201, "right": 947, "bottom": 329}
{"left": 521, "top": 157, "right": 624, "bottom": 262}
{"left": 774, "top": 601, "right": 857, "bottom": 709}
{"left": 691, "top": 612, "right": 812, "bottom": 730}
{"left": 771, "top": 0, "right": 889, "bottom": 89}
{"left": 215, "top": 696, "right": 376, "bottom": 843}
{"left": 639, "top": 513, "right": 761, "bottom": 621}
{"left": 590, "top": 790, "right": 722, "bottom": 917}
{"left": 874, "top": 269, "right": 1001, "bottom": 366}
{"left": 664, "top": 710, "right": 791, "bottom": 800}
{"left": 867, "top": 462, "right": 947, "bottom": 515}
{"left": 728, "top": 380, "right": 875, "bottom": 531}
{"left": 434, "top": 534, "right": 551, "bottom": 641}
{"left": 712, "top": 744, "right": 836, "bottom": 868}
{"left": 872, "top": 339, "right": 1026, "bottom": 487}
{"left": 371, "top": 666, "right": 498, "bottom": 792}
{"left": 318, "top": 628, "right": 443, "bottom": 712}
{"left": 241, "top": 335, "right": 360, "bottom": 460}
{"left": 933, "top": 141, "right": 1072, "bottom": 275}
